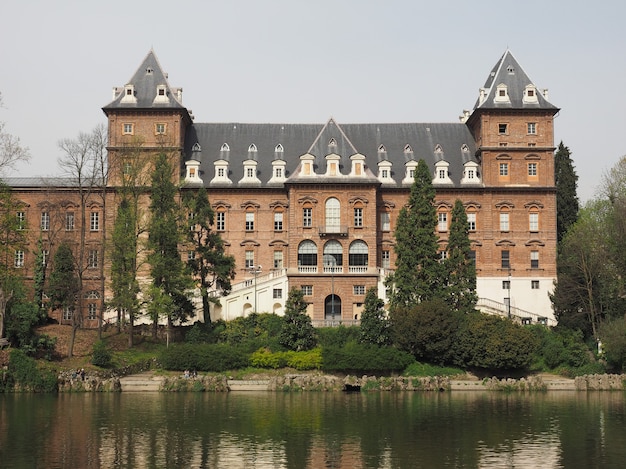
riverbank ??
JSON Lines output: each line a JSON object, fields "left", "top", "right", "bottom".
{"left": 54, "top": 370, "right": 626, "bottom": 392}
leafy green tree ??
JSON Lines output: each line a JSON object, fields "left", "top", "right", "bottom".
{"left": 147, "top": 153, "right": 194, "bottom": 337}
{"left": 184, "top": 187, "right": 235, "bottom": 324}
{"left": 551, "top": 201, "right": 620, "bottom": 339}
{"left": 555, "top": 142, "right": 579, "bottom": 244}
{"left": 32, "top": 240, "right": 47, "bottom": 322}
{"left": 110, "top": 197, "right": 140, "bottom": 346}
{"left": 48, "top": 242, "right": 80, "bottom": 355}
{"left": 386, "top": 159, "right": 443, "bottom": 310}
{"left": 391, "top": 300, "right": 460, "bottom": 365}
{"left": 599, "top": 317, "right": 626, "bottom": 372}
{"left": 359, "top": 287, "right": 391, "bottom": 346}
{"left": 279, "top": 287, "right": 316, "bottom": 351}
{"left": 445, "top": 199, "right": 477, "bottom": 313}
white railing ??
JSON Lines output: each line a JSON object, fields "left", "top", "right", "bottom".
{"left": 323, "top": 266, "right": 343, "bottom": 274}
{"left": 298, "top": 266, "right": 318, "bottom": 274}
{"left": 348, "top": 266, "right": 368, "bottom": 274}
{"left": 477, "top": 298, "right": 556, "bottom": 327}
{"left": 311, "top": 319, "right": 361, "bottom": 328}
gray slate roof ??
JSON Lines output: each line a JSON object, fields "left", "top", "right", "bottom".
{"left": 103, "top": 50, "right": 185, "bottom": 111}
{"left": 183, "top": 119, "right": 477, "bottom": 188}
{"left": 474, "top": 50, "right": 558, "bottom": 111}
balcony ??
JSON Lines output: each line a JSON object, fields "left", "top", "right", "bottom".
{"left": 319, "top": 225, "right": 348, "bottom": 237}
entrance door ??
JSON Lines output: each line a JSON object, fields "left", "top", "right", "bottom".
{"left": 324, "top": 294, "right": 341, "bottom": 322}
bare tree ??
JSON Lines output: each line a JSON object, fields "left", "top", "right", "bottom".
{"left": 57, "top": 125, "right": 107, "bottom": 357}
{"left": 0, "top": 92, "right": 30, "bottom": 175}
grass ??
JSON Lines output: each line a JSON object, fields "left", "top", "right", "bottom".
{"left": 402, "top": 362, "right": 465, "bottom": 378}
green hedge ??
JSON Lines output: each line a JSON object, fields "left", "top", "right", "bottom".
{"left": 5, "top": 349, "right": 57, "bottom": 392}
{"left": 250, "top": 348, "right": 323, "bottom": 370}
{"left": 159, "top": 343, "right": 249, "bottom": 372}
{"left": 322, "top": 343, "right": 414, "bottom": 372}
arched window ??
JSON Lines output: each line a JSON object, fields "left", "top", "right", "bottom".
{"left": 298, "top": 240, "right": 317, "bottom": 267}
{"left": 323, "top": 240, "right": 343, "bottom": 273}
{"left": 349, "top": 240, "right": 368, "bottom": 272}
{"left": 325, "top": 198, "right": 340, "bottom": 232}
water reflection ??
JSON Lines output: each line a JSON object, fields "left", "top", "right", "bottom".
{"left": 1, "top": 391, "right": 625, "bottom": 468}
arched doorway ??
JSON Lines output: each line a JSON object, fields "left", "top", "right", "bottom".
{"left": 324, "top": 294, "right": 341, "bottom": 322}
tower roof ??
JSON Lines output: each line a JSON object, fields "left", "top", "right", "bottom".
{"left": 103, "top": 49, "right": 186, "bottom": 111}
{"left": 473, "top": 50, "right": 558, "bottom": 111}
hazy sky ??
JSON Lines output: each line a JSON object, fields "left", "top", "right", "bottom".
{"left": 1, "top": 0, "right": 625, "bottom": 202}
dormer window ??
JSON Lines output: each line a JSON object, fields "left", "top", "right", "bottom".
{"left": 328, "top": 138, "right": 337, "bottom": 154}
{"left": 121, "top": 84, "right": 137, "bottom": 103}
{"left": 269, "top": 158, "right": 287, "bottom": 183}
{"left": 239, "top": 159, "right": 261, "bottom": 185}
{"left": 494, "top": 84, "right": 510, "bottom": 103}
{"left": 248, "top": 144, "right": 258, "bottom": 152}
{"left": 461, "top": 161, "right": 481, "bottom": 184}
{"left": 185, "top": 159, "right": 202, "bottom": 183}
{"left": 146, "top": 67, "right": 153, "bottom": 75}
{"left": 154, "top": 85, "right": 169, "bottom": 104}
{"left": 523, "top": 85, "right": 539, "bottom": 104}
{"left": 403, "top": 161, "right": 418, "bottom": 184}
{"left": 433, "top": 160, "right": 452, "bottom": 185}
{"left": 378, "top": 159, "right": 393, "bottom": 184}
{"left": 403, "top": 144, "right": 414, "bottom": 159}
{"left": 221, "top": 143, "right": 230, "bottom": 152}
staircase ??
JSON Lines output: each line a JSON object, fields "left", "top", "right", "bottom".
{"left": 119, "top": 372, "right": 165, "bottom": 392}
{"left": 477, "top": 298, "right": 556, "bottom": 327}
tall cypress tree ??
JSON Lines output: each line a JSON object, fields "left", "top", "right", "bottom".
{"left": 184, "top": 187, "right": 235, "bottom": 325}
{"left": 387, "top": 159, "right": 443, "bottom": 310}
{"left": 147, "top": 153, "right": 193, "bottom": 336}
{"left": 445, "top": 199, "right": 477, "bottom": 313}
{"left": 555, "top": 142, "right": 579, "bottom": 243}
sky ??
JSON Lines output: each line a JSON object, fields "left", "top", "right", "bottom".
{"left": 1, "top": 0, "right": 625, "bottom": 202}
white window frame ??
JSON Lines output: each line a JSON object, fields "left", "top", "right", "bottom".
{"left": 381, "top": 250, "right": 390, "bottom": 269}
{"left": 41, "top": 212, "right": 50, "bottom": 231}
{"left": 529, "top": 213, "right": 539, "bottom": 232}
{"left": 527, "top": 122, "right": 537, "bottom": 135}
{"left": 499, "top": 213, "right": 510, "bottom": 231}
{"left": 438, "top": 212, "right": 448, "bottom": 232}
{"left": 88, "top": 303, "right": 97, "bottom": 320}
{"left": 66, "top": 212, "right": 75, "bottom": 231}
{"left": 528, "top": 162, "right": 537, "bottom": 177}
{"left": 88, "top": 249, "right": 99, "bottom": 269}
{"left": 301, "top": 285, "right": 313, "bottom": 296}
{"left": 354, "top": 207, "right": 363, "bottom": 228}
{"left": 245, "top": 250, "right": 254, "bottom": 269}
{"left": 381, "top": 212, "right": 390, "bottom": 231}
{"left": 303, "top": 207, "right": 312, "bottom": 228}
{"left": 499, "top": 163, "right": 509, "bottom": 176}
{"left": 467, "top": 213, "right": 476, "bottom": 231}
{"left": 216, "top": 211, "right": 225, "bottom": 231}
{"left": 273, "top": 250, "right": 283, "bottom": 269}
{"left": 14, "top": 250, "right": 24, "bottom": 268}
{"left": 274, "top": 212, "right": 283, "bottom": 231}
{"left": 90, "top": 212, "right": 100, "bottom": 231}
{"left": 245, "top": 212, "right": 254, "bottom": 231}
{"left": 531, "top": 250, "right": 539, "bottom": 269}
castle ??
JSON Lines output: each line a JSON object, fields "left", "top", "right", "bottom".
{"left": 4, "top": 49, "right": 558, "bottom": 327}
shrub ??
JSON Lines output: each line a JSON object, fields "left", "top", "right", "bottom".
{"left": 322, "top": 343, "right": 413, "bottom": 372}
{"left": 92, "top": 341, "right": 113, "bottom": 368}
{"left": 249, "top": 348, "right": 323, "bottom": 370}
{"left": 250, "top": 348, "right": 287, "bottom": 369}
{"left": 159, "top": 343, "right": 249, "bottom": 372}
{"left": 403, "top": 362, "right": 464, "bottom": 377}
{"left": 7, "top": 349, "right": 57, "bottom": 392}
{"left": 317, "top": 326, "right": 360, "bottom": 348}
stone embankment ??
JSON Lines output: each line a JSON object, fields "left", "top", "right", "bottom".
{"left": 54, "top": 372, "right": 626, "bottom": 392}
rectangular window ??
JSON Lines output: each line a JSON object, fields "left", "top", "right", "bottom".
{"left": 531, "top": 280, "right": 540, "bottom": 290}
{"left": 438, "top": 212, "right": 448, "bottom": 232}
{"left": 381, "top": 212, "right": 391, "bottom": 231}
{"left": 382, "top": 250, "right": 390, "bottom": 269}
{"left": 216, "top": 212, "right": 225, "bottom": 231}
{"left": 501, "top": 250, "right": 510, "bottom": 269}
{"left": 531, "top": 250, "right": 539, "bottom": 269}
{"left": 245, "top": 212, "right": 254, "bottom": 231}
{"left": 16, "top": 211, "right": 26, "bottom": 230}
{"left": 42, "top": 249, "right": 49, "bottom": 266}
{"left": 469, "top": 250, "right": 476, "bottom": 264}
{"left": 353, "top": 285, "right": 366, "bottom": 295}
{"left": 381, "top": 169, "right": 388, "bottom": 178}
{"left": 88, "top": 303, "right": 97, "bottom": 320}
{"left": 63, "top": 307, "right": 73, "bottom": 321}
{"left": 41, "top": 212, "right": 50, "bottom": 231}
{"left": 273, "top": 288, "right": 282, "bottom": 299}
{"left": 246, "top": 167, "right": 254, "bottom": 178}
{"left": 499, "top": 163, "right": 509, "bottom": 176}
{"left": 274, "top": 212, "right": 283, "bottom": 231}
{"left": 123, "top": 162, "right": 132, "bottom": 175}
{"left": 301, "top": 285, "right": 313, "bottom": 296}
{"left": 409, "top": 169, "right": 415, "bottom": 178}
{"left": 155, "top": 123, "right": 166, "bottom": 134}
{"left": 217, "top": 167, "right": 225, "bottom": 177}
{"left": 498, "top": 123, "right": 508, "bottom": 134}
{"left": 123, "top": 123, "right": 134, "bottom": 135}
{"left": 529, "top": 213, "right": 539, "bottom": 232}
{"left": 187, "top": 251, "right": 195, "bottom": 261}
{"left": 502, "top": 280, "right": 511, "bottom": 290}
{"left": 303, "top": 208, "right": 312, "bottom": 227}
{"left": 245, "top": 250, "right": 254, "bottom": 269}
{"left": 14, "top": 250, "right": 24, "bottom": 268}
{"left": 527, "top": 122, "right": 537, "bottom": 135}
{"left": 273, "top": 251, "right": 283, "bottom": 269}
{"left": 88, "top": 250, "right": 99, "bottom": 269}
{"left": 499, "top": 213, "right": 509, "bottom": 231}
{"left": 467, "top": 213, "right": 476, "bottom": 231}
{"left": 354, "top": 208, "right": 363, "bottom": 227}
{"left": 528, "top": 162, "right": 537, "bottom": 176}
{"left": 90, "top": 212, "right": 100, "bottom": 231}
{"left": 65, "top": 212, "right": 75, "bottom": 231}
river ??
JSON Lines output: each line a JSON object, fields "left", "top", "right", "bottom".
{"left": 1, "top": 391, "right": 625, "bottom": 468}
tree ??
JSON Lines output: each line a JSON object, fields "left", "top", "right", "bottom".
{"left": 279, "top": 287, "right": 316, "bottom": 351}
{"left": 444, "top": 199, "right": 477, "bottom": 313}
{"left": 48, "top": 242, "right": 80, "bottom": 355}
{"left": 551, "top": 200, "right": 619, "bottom": 339}
{"left": 110, "top": 198, "right": 140, "bottom": 347}
{"left": 184, "top": 187, "right": 235, "bottom": 324}
{"left": 386, "top": 159, "right": 443, "bottom": 310}
{"left": 57, "top": 125, "right": 108, "bottom": 342}
{"left": 0, "top": 92, "right": 30, "bottom": 175}
{"left": 147, "top": 153, "right": 193, "bottom": 338}
{"left": 359, "top": 287, "right": 391, "bottom": 346}
{"left": 0, "top": 182, "right": 27, "bottom": 339}
{"left": 555, "top": 142, "right": 579, "bottom": 243}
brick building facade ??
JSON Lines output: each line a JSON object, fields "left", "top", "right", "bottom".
{"left": 4, "top": 49, "right": 559, "bottom": 327}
